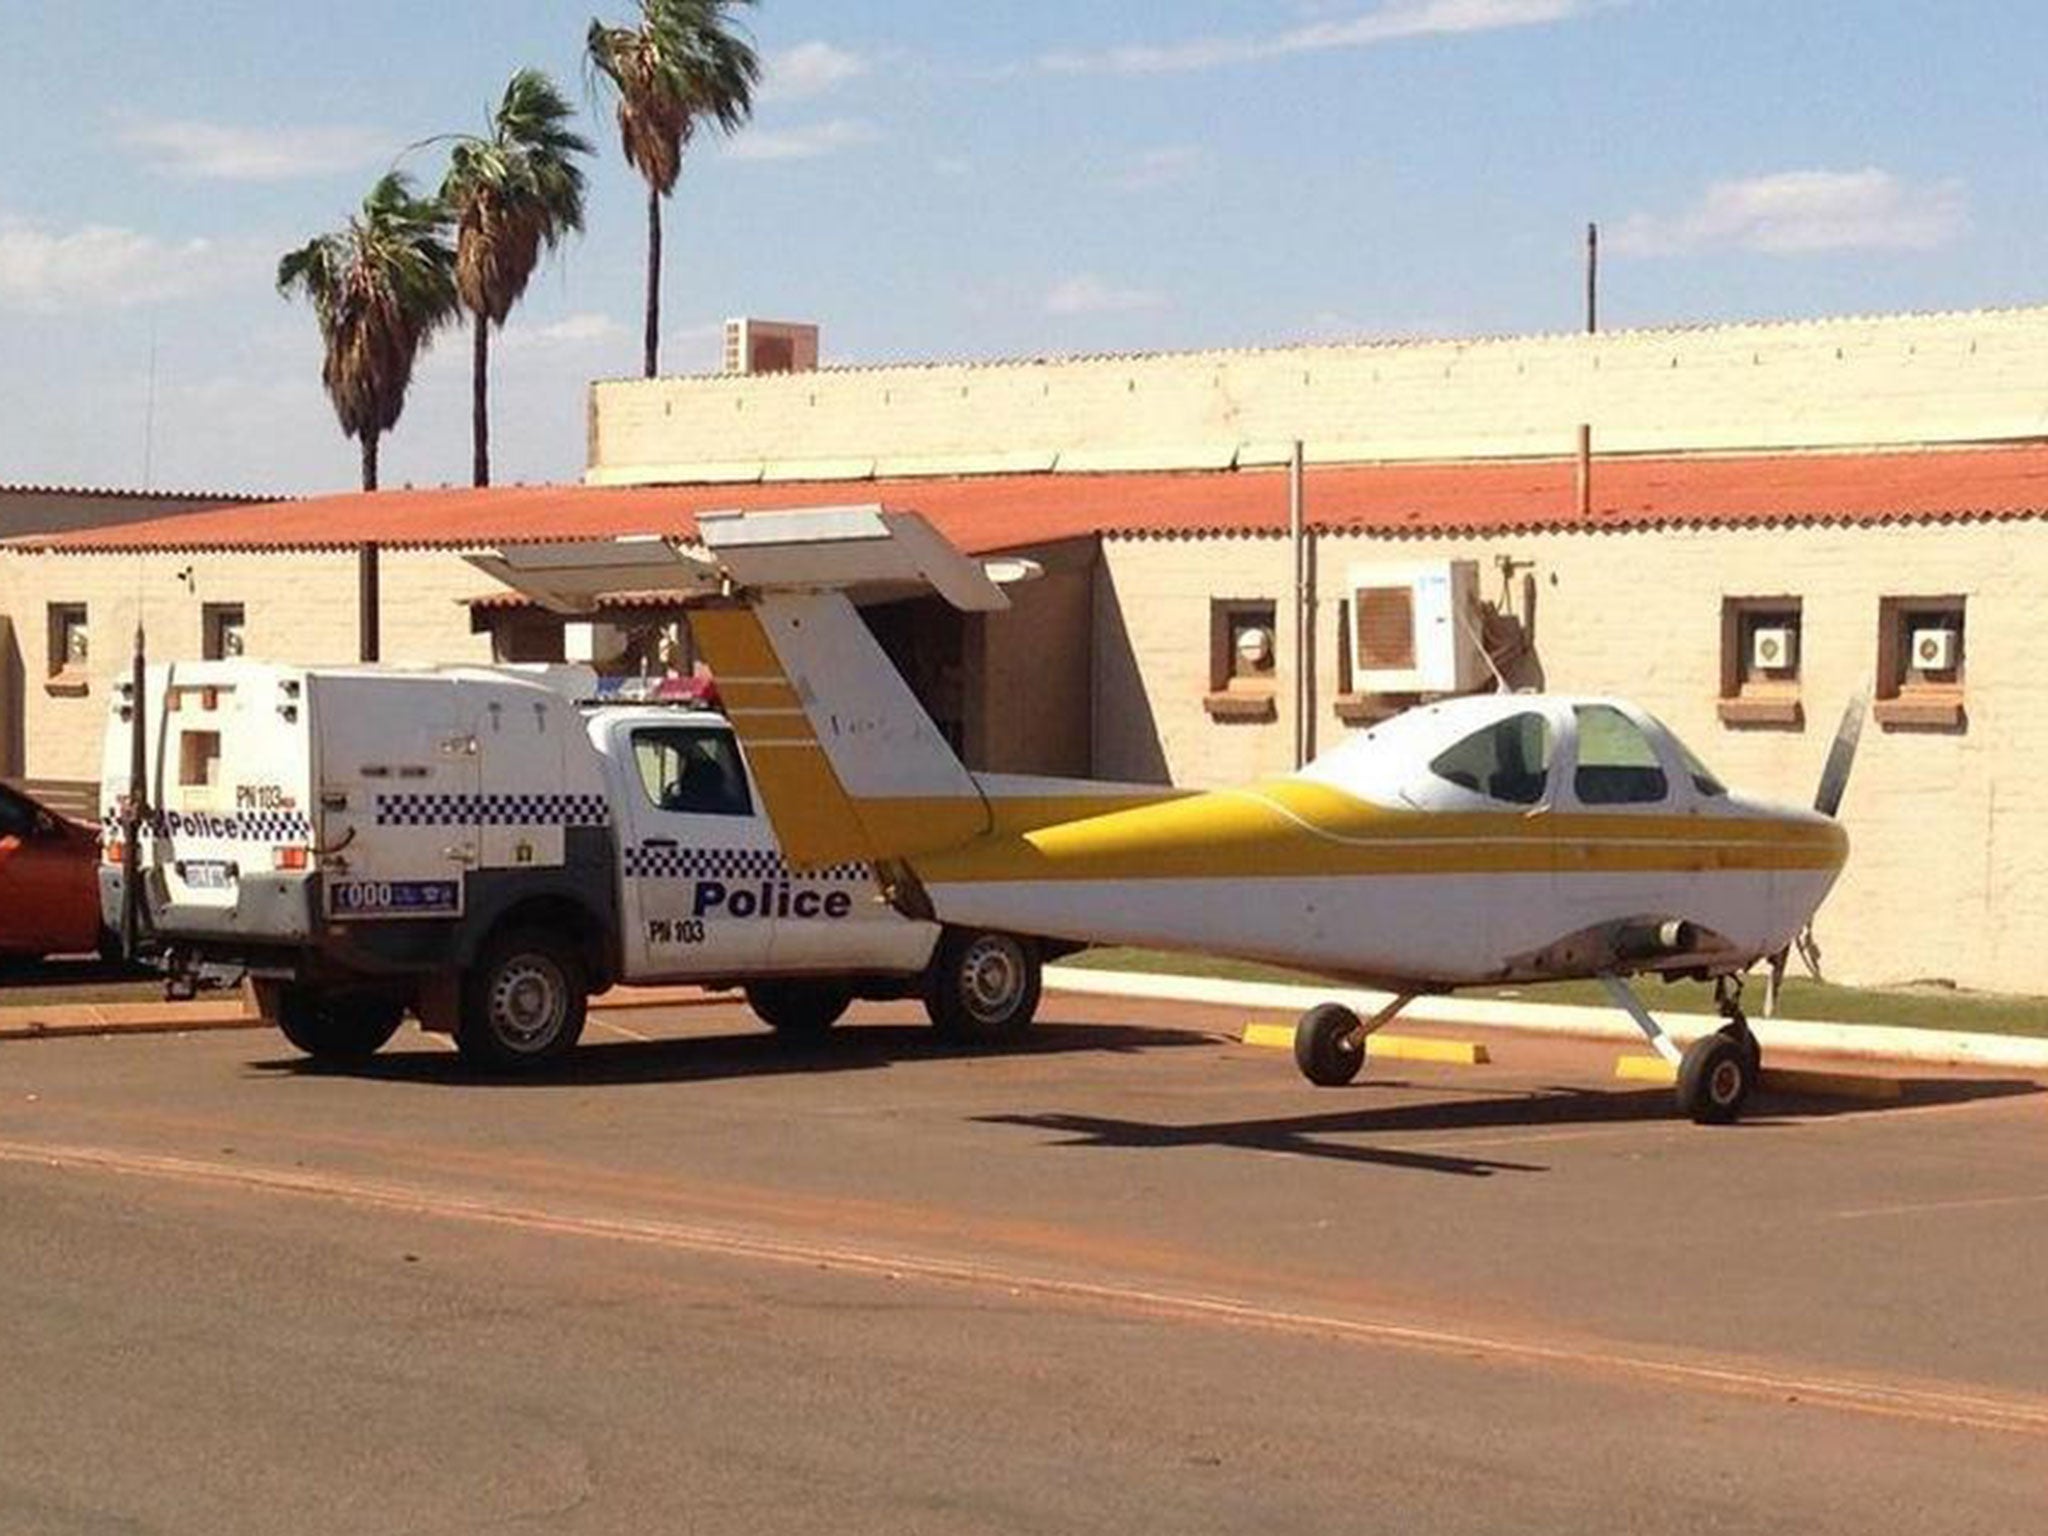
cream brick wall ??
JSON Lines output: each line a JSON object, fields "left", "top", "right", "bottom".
{"left": 0, "top": 547, "right": 494, "bottom": 785}
{"left": 1095, "top": 520, "right": 2048, "bottom": 995}
{"left": 589, "top": 308, "right": 2048, "bottom": 484}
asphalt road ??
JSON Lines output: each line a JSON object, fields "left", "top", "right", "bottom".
{"left": 3, "top": 997, "right": 2046, "bottom": 1534}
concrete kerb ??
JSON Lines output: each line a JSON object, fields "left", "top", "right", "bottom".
{"left": 1043, "top": 966, "right": 2048, "bottom": 1073}
{"left": 0, "top": 984, "right": 728, "bottom": 1044}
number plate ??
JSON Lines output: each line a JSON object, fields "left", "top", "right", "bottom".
{"left": 180, "top": 861, "right": 236, "bottom": 891}
{"left": 325, "top": 878, "right": 462, "bottom": 920}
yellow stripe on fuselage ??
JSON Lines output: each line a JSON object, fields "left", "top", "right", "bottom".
{"left": 908, "top": 777, "right": 1846, "bottom": 885}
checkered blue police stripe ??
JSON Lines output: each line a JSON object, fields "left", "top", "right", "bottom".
{"left": 624, "top": 844, "right": 870, "bottom": 883}
{"left": 374, "top": 793, "right": 611, "bottom": 828}
{"left": 133, "top": 808, "right": 315, "bottom": 843}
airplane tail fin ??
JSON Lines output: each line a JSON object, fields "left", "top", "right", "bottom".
{"left": 690, "top": 591, "right": 991, "bottom": 867}
{"left": 688, "top": 507, "right": 1026, "bottom": 869}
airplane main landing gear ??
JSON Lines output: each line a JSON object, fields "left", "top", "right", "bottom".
{"left": 1294, "top": 995, "right": 1413, "bottom": 1087}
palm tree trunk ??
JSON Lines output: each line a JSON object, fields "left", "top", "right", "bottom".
{"left": 358, "top": 433, "right": 381, "bottom": 660}
{"left": 358, "top": 543, "right": 380, "bottom": 663}
{"left": 644, "top": 185, "right": 662, "bottom": 378}
{"left": 473, "top": 313, "right": 491, "bottom": 487}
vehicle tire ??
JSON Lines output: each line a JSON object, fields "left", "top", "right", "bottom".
{"left": 746, "top": 980, "right": 852, "bottom": 1039}
{"left": 923, "top": 929, "right": 1041, "bottom": 1043}
{"left": 456, "top": 927, "right": 588, "bottom": 1070}
{"left": 273, "top": 987, "right": 404, "bottom": 1065}
{"left": 1294, "top": 1003, "right": 1367, "bottom": 1086}
{"left": 1676, "top": 1032, "right": 1754, "bottom": 1124}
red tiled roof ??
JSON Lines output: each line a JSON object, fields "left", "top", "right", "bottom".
{"left": 12, "top": 446, "right": 2048, "bottom": 556}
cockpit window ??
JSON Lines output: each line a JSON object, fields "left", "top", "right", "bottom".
{"left": 1428, "top": 712, "right": 1553, "bottom": 805}
{"left": 1676, "top": 740, "right": 1727, "bottom": 797}
{"left": 1573, "top": 705, "right": 1669, "bottom": 805}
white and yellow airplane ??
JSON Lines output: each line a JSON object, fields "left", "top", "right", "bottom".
{"left": 474, "top": 507, "right": 1860, "bottom": 1124}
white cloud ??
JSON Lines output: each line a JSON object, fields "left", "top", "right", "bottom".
{"left": 119, "top": 117, "right": 387, "bottom": 182}
{"left": 727, "top": 118, "right": 881, "bottom": 162}
{"left": 1609, "top": 169, "right": 1968, "bottom": 257}
{"left": 1105, "top": 146, "right": 1204, "bottom": 191}
{"left": 1044, "top": 274, "right": 1168, "bottom": 316}
{"left": 0, "top": 217, "right": 239, "bottom": 313}
{"left": 1042, "top": 0, "right": 1601, "bottom": 75}
{"left": 498, "top": 312, "right": 630, "bottom": 351}
{"left": 762, "top": 41, "right": 871, "bottom": 101}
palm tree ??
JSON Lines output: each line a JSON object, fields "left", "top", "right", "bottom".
{"left": 277, "top": 172, "right": 457, "bottom": 660}
{"left": 277, "top": 171, "right": 458, "bottom": 492}
{"left": 439, "top": 69, "right": 592, "bottom": 486}
{"left": 587, "top": 0, "right": 759, "bottom": 377}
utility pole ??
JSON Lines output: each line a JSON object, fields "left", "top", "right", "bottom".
{"left": 1586, "top": 222, "right": 1600, "bottom": 334}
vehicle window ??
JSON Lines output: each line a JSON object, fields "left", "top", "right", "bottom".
{"left": 1427, "top": 712, "right": 1552, "bottom": 805}
{"left": 632, "top": 727, "right": 753, "bottom": 818}
{"left": 1573, "top": 705, "right": 1669, "bottom": 805}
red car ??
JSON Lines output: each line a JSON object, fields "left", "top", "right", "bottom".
{"left": 0, "top": 783, "right": 103, "bottom": 963}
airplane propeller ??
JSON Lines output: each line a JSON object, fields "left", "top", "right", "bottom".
{"left": 1763, "top": 686, "right": 1870, "bottom": 1014}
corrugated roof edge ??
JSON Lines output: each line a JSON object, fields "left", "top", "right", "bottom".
{"left": 586, "top": 303, "right": 2048, "bottom": 386}
{"left": 0, "top": 483, "right": 288, "bottom": 503}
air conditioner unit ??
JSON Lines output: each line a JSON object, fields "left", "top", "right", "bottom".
{"left": 1911, "top": 627, "right": 1957, "bottom": 672}
{"left": 722, "top": 317, "right": 820, "bottom": 376}
{"left": 1349, "top": 560, "right": 1485, "bottom": 695}
{"left": 1750, "top": 625, "right": 1796, "bottom": 673}
{"left": 564, "top": 621, "right": 629, "bottom": 666}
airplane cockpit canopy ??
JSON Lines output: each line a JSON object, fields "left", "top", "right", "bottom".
{"left": 1302, "top": 694, "right": 1731, "bottom": 812}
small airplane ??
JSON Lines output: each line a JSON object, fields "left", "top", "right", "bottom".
{"left": 473, "top": 506, "right": 1861, "bottom": 1123}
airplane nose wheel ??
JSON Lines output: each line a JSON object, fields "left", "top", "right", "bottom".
{"left": 1675, "top": 983, "right": 1762, "bottom": 1124}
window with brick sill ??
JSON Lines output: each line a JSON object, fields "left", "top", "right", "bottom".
{"left": 1205, "top": 598, "right": 1278, "bottom": 722}
{"left": 1717, "top": 597, "right": 1803, "bottom": 729}
{"left": 44, "top": 602, "right": 90, "bottom": 696}
{"left": 1875, "top": 596, "right": 1967, "bottom": 730}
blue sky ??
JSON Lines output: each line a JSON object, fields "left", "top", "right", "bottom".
{"left": 3, "top": 0, "right": 2045, "bottom": 496}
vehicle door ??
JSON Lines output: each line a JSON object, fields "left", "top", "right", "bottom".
{"left": 0, "top": 785, "right": 88, "bottom": 956}
{"left": 615, "top": 720, "right": 779, "bottom": 978}
{"left": 314, "top": 676, "right": 478, "bottom": 926}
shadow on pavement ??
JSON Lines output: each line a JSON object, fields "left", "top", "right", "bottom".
{"left": 248, "top": 1018, "right": 1215, "bottom": 1089}
{"left": 978, "top": 1073, "right": 2044, "bottom": 1176}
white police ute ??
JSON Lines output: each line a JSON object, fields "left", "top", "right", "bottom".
{"left": 99, "top": 661, "right": 1048, "bottom": 1068}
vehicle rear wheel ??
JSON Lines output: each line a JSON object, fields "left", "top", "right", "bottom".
{"left": 746, "top": 980, "right": 852, "bottom": 1039}
{"left": 457, "top": 928, "right": 587, "bottom": 1070}
{"left": 273, "top": 987, "right": 404, "bottom": 1065}
{"left": 923, "top": 929, "right": 1041, "bottom": 1042}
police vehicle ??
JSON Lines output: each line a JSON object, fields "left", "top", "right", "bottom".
{"left": 99, "top": 661, "right": 1047, "bottom": 1068}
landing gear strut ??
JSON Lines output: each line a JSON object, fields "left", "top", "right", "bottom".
{"left": 1601, "top": 972, "right": 1762, "bottom": 1124}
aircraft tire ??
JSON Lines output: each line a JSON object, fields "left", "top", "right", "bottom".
{"left": 1717, "top": 1019, "right": 1763, "bottom": 1081}
{"left": 747, "top": 980, "right": 852, "bottom": 1039}
{"left": 456, "top": 928, "right": 588, "bottom": 1071}
{"left": 1295, "top": 1003, "right": 1367, "bottom": 1086}
{"left": 924, "top": 929, "right": 1041, "bottom": 1042}
{"left": 273, "top": 987, "right": 404, "bottom": 1065}
{"left": 1676, "top": 1032, "right": 1753, "bottom": 1124}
